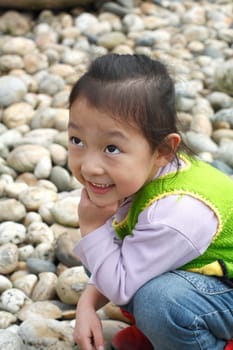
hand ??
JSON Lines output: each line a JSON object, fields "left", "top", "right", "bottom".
{"left": 78, "top": 188, "right": 119, "bottom": 236}
{"left": 74, "top": 303, "right": 104, "bottom": 350}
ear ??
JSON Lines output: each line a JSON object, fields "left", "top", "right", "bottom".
{"left": 154, "top": 133, "right": 181, "bottom": 167}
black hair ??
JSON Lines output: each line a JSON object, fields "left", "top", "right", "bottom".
{"left": 69, "top": 53, "right": 189, "bottom": 159}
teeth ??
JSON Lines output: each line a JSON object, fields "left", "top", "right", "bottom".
{"left": 91, "top": 182, "right": 111, "bottom": 188}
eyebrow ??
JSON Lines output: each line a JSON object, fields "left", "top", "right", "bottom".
{"left": 68, "top": 120, "right": 128, "bottom": 141}
{"left": 68, "top": 121, "right": 79, "bottom": 130}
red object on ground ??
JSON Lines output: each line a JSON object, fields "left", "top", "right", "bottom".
{"left": 225, "top": 340, "right": 233, "bottom": 350}
{"left": 111, "top": 308, "right": 154, "bottom": 350}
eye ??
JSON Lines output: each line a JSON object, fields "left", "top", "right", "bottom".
{"left": 70, "top": 136, "right": 84, "bottom": 147}
{"left": 105, "top": 145, "right": 121, "bottom": 154}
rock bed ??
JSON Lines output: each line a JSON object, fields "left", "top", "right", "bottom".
{"left": 0, "top": 0, "right": 233, "bottom": 349}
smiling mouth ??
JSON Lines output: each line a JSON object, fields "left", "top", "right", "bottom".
{"left": 91, "top": 182, "right": 113, "bottom": 188}
{"left": 88, "top": 182, "right": 114, "bottom": 194}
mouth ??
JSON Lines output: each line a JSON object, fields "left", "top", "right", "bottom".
{"left": 88, "top": 182, "right": 114, "bottom": 194}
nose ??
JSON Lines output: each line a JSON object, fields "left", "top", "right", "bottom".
{"left": 81, "top": 152, "right": 105, "bottom": 177}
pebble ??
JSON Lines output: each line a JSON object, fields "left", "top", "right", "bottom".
{"left": 0, "top": 76, "right": 27, "bottom": 107}
{"left": 0, "top": 0, "right": 232, "bottom": 348}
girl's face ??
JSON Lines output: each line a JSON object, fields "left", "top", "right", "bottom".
{"left": 68, "top": 98, "right": 176, "bottom": 208}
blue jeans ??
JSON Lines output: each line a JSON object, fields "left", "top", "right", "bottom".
{"left": 122, "top": 271, "right": 233, "bottom": 350}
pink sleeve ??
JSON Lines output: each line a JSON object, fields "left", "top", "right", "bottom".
{"left": 74, "top": 194, "right": 218, "bottom": 305}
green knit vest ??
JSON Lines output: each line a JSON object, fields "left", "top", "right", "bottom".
{"left": 113, "top": 155, "right": 233, "bottom": 280}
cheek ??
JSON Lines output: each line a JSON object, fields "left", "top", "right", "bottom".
{"left": 67, "top": 153, "right": 80, "bottom": 177}
{"left": 67, "top": 153, "right": 74, "bottom": 173}
{"left": 117, "top": 176, "right": 143, "bottom": 197}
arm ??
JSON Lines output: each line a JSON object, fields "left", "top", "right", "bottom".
{"left": 75, "top": 193, "right": 218, "bottom": 305}
{"left": 73, "top": 284, "right": 109, "bottom": 350}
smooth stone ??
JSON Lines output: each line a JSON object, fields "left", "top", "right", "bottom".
{"left": 18, "top": 301, "right": 62, "bottom": 321}
{"left": 49, "top": 166, "right": 71, "bottom": 192}
{"left": 13, "top": 274, "right": 38, "bottom": 297}
{"left": 183, "top": 25, "right": 209, "bottom": 42}
{"left": 23, "top": 52, "right": 49, "bottom": 74}
{"left": 51, "top": 196, "right": 79, "bottom": 227}
{"left": 0, "top": 76, "right": 27, "bottom": 107}
{"left": 32, "top": 242, "right": 56, "bottom": 262}
{"left": 51, "top": 222, "right": 80, "bottom": 240}
{"left": 212, "top": 129, "right": 233, "bottom": 144}
{"left": 212, "top": 108, "right": 233, "bottom": 128}
{"left": 190, "top": 114, "right": 212, "bottom": 136}
{"left": 75, "top": 12, "right": 99, "bottom": 33}
{"left": 177, "top": 112, "right": 193, "bottom": 132}
{"left": 0, "top": 11, "right": 31, "bottom": 35}
{"left": 0, "top": 329, "right": 25, "bottom": 350}
{"left": 2, "top": 102, "right": 34, "bottom": 129}
{"left": 19, "top": 128, "right": 58, "bottom": 147}
{"left": 98, "top": 32, "right": 127, "bottom": 49}
{"left": 19, "top": 186, "right": 57, "bottom": 211}
{"left": 7, "top": 144, "right": 50, "bottom": 172}
{"left": 52, "top": 89, "right": 70, "bottom": 108}
{"left": 181, "top": 5, "right": 205, "bottom": 25}
{"left": 176, "top": 95, "right": 195, "bottom": 112}
{"left": 49, "top": 143, "right": 67, "bottom": 166}
{"left": 0, "top": 243, "right": 18, "bottom": 274}
{"left": 56, "top": 266, "right": 88, "bottom": 304}
{"left": 214, "top": 59, "right": 233, "bottom": 95}
{"left": 38, "top": 201, "right": 56, "bottom": 225}
{"left": 54, "top": 131, "right": 68, "bottom": 149}
{"left": 55, "top": 231, "right": 82, "bottom": 267}
{"left": 31, "top": 272, "right": 57, "bottom": 301}
{"left": 102, "top": 319, "right": 129, "bottom": 350}
{"left": 16, "top": 172, "right": 37, "bottom": 186}
{"left": 10, "top": 270, "right": 29, "bottom": 284}
{"left": 211, "top": 160, "right": 233, "bottom": 175}
{"left": 207, "top": 92, "right": 233, "bottom": 110}
{"left": 0, "top": 54, "right": 24, "bottom": 72}
{"left": 0, "top": 288, "right": 29, "bottom": 313}
{"left": 122, "top": 14, "right": 145, "bottom": 32}
{"left": 38, "top": 74, "right": 65, "bottom": 96}
{"left": 0, "top": 199, "right": 26, "bottom": 222}
{"left": 31, "top": 108, "right": 61, "bottom": 129}
{"left": 0, "top": 311, "right": 17, "bottom": 329}
{"left": 0, "top": 275, "right": 13, "bottom": 293}
{"left": 102, "top": 2, "right": 131, "bottom": 16}
{"left": 4, "top": 181, "right": 28, "bottom": 198}
{"left": 53, "top": 108, "right": 69, "bottom": 131}
{"left": 34, "top": 156, "right": 52, "bottom": 179}
{"left": 104, "top": 302, "right": 131, "bottom": 324}
{"left": 18, "top": 245, "right": 34, "bottom": 261}
{"left": 18, "top": 319, "right": 73, "bottom": 348}
{"left": 1, "top": 37, "right": 35, "bottom": 55}
{"left": 26, "top": 258, "right": 57, "bottom": 274}
{"left": 0, "top": 161, "right": 17, "bottom": 178}
{"left": 215, "top": 141, "right": 233, "bottom": 167}
{"left": 185, "top": 131, "right": 218, "bottom": 154}
{"left": 27, "top": 221, "right": 54, "bottom": 245}
{"left": 37, "top": 179, "right": 58, "bottom": 192}
{"left": 218, "top": 28, "right": 233, "bottom": 44}
{"left": 49, "top": 63, "right": 76, "bottom": 78}
{"left": 0, "top": 221, "right": 26, "bottom": 244}
{"left": 192, "top": 97, "right": 214, "bottom": 119}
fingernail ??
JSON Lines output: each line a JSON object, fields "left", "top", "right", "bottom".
{"left": 97, "top": 346, "right": 104, "bottom": 350}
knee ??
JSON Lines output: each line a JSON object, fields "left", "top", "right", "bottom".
{"left": 132, "top": 272, "right": 195, "bottom": 333}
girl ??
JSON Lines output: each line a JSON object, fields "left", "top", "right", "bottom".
{"left": 68, "top": 54, "right": 233, "bottom": 350}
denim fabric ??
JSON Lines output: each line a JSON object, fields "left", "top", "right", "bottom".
{"left": 122, "top": 271, "right": 233, "bottom": 350}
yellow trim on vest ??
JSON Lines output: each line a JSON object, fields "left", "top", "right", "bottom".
{"left": 187, "top": 261, "right": 223, "bottom": 277}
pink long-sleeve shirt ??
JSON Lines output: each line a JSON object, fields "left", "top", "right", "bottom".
{"left": 74, "top": 160, "right": 218, "bottom": 305}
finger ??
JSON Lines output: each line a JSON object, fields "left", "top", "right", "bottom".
{"left": 92, "top": 325, "right": 105, "bottom": 350}
{"left": 80, "top": 187, "right": 89, "bottom": 201}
